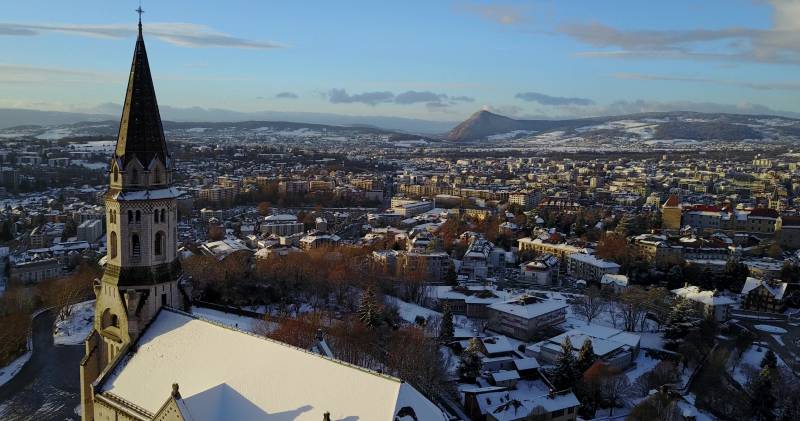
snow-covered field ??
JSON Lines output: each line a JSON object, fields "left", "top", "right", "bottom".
{"left": 53, "top": 300, "right": 95, "bottom": 346}
{"left": 0, "top": 351, "right": 31, "bottom": 387}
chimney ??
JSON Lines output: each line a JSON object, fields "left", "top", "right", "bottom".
{"left": 171, "top": 383, "right": 181, "bottom": 399}
{"left": 323, "top": 412, "right": 331, "bottom": 421}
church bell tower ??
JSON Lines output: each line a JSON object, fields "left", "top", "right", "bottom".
{"left": 81, "top": 12, "right": 185, "bottom": 420}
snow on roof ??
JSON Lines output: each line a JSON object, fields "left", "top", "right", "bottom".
{"left": 538, "top": 326, "right": 640, "bottom": 358}
{"left": 600, "top": 274, "right": 628, "bottom": 287}
{"left": 264, "top": 214, "right": 298, "bottom": 223}
{"left": 101, "top": 309, "right": 445, "bottom": 421}
{"left": 567, "top": 252, "right": 620, "bottom": 269}
{"left": 482, "top": 391, "right": 580, "bottom": 421}
{"left": 741, "top": 277, "right": 787, "bottom": 300}
{"left": 481, "top": 336, "right": 515, "bottom": 355}
{"left": 513, "top": 357, "right": 540, "bottom": 371}
{"left": 671, "top": 285, "right": 735, "bottom": 306}
{"left": 111, "top": 187, "right": 183, "bottom": 201}
{"left": 490, "top": 370, "right": 520, "bottom": 383}
{"left": 488, "top": 296, "right": 568, "bottom": 320}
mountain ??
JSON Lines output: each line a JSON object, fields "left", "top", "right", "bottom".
{"left": 446, "top": 110, "right": 598, "bottom": 141}
{"left": 0, "top": 107, "right": 457, "bottom": 134}
{"left": 446, "top": 109, "right": 800, "bottom": 142}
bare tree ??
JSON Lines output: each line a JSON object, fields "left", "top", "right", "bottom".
{"left": 571, "top": 286, "right": 606, "bottom": 324}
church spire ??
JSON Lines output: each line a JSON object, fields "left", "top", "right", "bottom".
{"left": 114, "top": 6, "right": 170, "bottom": 178}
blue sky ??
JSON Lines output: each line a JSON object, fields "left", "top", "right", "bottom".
{"left": 1, "top": 0, "right": 799, "bottom": 121}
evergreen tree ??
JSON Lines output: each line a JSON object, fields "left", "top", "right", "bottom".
{"left": 761, "top": 350, "right": 778, "bottom": 371}
{"left": 439, "top": 304, "right": 454, "bottom": 343}
{"left": 358, "top": 286, "right": 381, "bottom": 328}
{"left": 552, "top": 336, "right": 579, "bottom": 389}
{"left": 577, "top": 339, "right": 596, "bottom": 373}
{"left": 459, "top": 338, "right": 482, "bottom": 381}
{"left": 749, "top": 367, "right": 776, "bottom": 421}
{"left": 663, "top": 296, "right": 698, "bottom": 350}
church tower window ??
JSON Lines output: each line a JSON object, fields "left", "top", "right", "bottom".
{"left": 154, "top": 231, "right": 165, "bottom": 256}
{"left": 131, "top": 234, "right": 141, "bottom": 261}
{"left": 110, "top": 232, "right": 117, "bottom": 259}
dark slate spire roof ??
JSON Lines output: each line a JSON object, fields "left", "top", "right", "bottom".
{"left": 114, "top": 22, "right": 170, "bottom": 170}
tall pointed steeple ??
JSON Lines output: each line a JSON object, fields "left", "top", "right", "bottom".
{"left": 114, "top": 11, "right": 170, "bottom": 179}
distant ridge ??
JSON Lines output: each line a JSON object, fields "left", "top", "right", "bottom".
{"left": 0, "top": 107, "right": 457, "bottom": 134}
{"left": 445, "top": 109, "right": 800, "bottom": 142}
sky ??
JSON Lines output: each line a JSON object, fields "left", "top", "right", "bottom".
{"left": 1, "top": 0, "right": 799, "bottom": 122}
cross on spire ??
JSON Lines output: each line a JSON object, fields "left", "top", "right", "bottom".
{"left": 136, "top": 3, "right": 144, "bottom": 33}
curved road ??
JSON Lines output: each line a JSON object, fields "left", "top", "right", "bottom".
{"left": 0, "top": 311, "right": 83, "bottom": 420}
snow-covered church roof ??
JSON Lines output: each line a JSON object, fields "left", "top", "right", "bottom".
{"left": 99, "top": 308, "right": 446, "bottom": 421}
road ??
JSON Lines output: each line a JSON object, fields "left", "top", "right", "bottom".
{"left": 731, "top": 311, "right": 800, "bottom": 368}
{"left": 0, "top": 310, "right": 83, "bottom": 420}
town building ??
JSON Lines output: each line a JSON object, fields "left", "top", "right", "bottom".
{"left": 487, "top": 295, "right": 568, "bottom": 341}
{"left": 566, "top": 253, "right": 620, "bottom": 283}
{"left": 741, "top": 277, "right": 788, "bottom": 313}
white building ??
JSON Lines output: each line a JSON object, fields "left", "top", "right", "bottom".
{"left": 567, "top": 253, "right": 620, "bottom": 283}
{"left": 77, "top": 219, "right": 104, "bottom": 242}
{"left": 261, "top": 214, "right": 305, "bottom": 236}
{"left": 671, "top": 285, "right": 735, "bottom": 322}
{"left": 520, "top": 254, "right": 559, "bottom": 286}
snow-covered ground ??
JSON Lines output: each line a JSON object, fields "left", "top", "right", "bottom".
{"left": 0, "top": 351, "right": 31, "bottom": 387}
{"left": 53, "top": 300, "right": 95, "bottom": 346}
{"left": 387, "top": 296, "right": 440, "bottom": 324}
{"left": 625, "top": 352, "right": 661, "bottom": 383}
{"left": 678, "top": 394, "right": 715, "bottom": 421}
{"left": 731, "top": 343, "right": 786, "bottom": 386}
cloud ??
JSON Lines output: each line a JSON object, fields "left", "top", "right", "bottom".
{"left": 328, "top": 89, "right": 395, "bottom": 106}
{"left": 327, "top": 89, "right": 474, "bottom": 107}
{"left": 0, "top": 22, "right": 283, "bottom": 49}
{"left": 450, "top": 95, "right": 475, "bottom": 102}
{"left": 455, "top": 2, "right": 528, "bottom": 25}
{"left": 0, "top": 63, "right": 115, "bottom": 84}
{"left": 275, "top": 92, "right": 298, "bottom": 99}
{"left": 558, "top": 0, "right": 800, "bottom": 64}
{"left": 394, "top": 90, "right": 445, "bottom": 104}
{"left": 612, "top": 72, "right": 800, "bottom": 91}
{"left": 515, "top": 91, "right": 594, "bottom": 106}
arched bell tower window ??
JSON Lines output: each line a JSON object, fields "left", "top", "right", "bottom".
{"left": 128, "top": 210, "right": 133, "bottom": 223}
{"left": 135, "top": 210, "right": 141, "bottom": 222}
{"left": 160, "top": 209, "right": 166, "bottom": 223}
{"left": 111, "top": 314, "right": 119, "bottom": 328}
{"left": 131, "top": 233, "right": 141, "bottom": 261}
{"left": 110, "top": 231, "right": 117, "bottom": 259}
{"left": 154, "top": 231, "right": 165, "bottom": 256}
